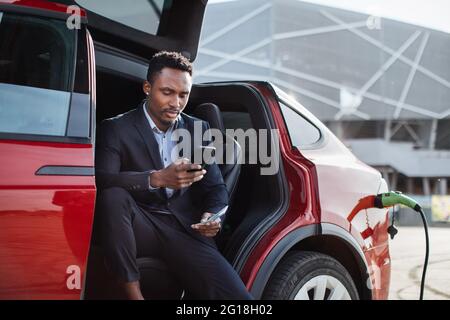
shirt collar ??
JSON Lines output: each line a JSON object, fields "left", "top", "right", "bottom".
{"left": 143, "top": 102, "right": 182, "bottom": 133}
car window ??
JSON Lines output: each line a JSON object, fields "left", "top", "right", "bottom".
{"left": 0, "top": 12, "right": 75, "bottom": 136}
{"left": 76, "top": 0, "right": 164, "bottom": 35}
{"left": 279, "top": 101, "right": 322, "bottom": 148}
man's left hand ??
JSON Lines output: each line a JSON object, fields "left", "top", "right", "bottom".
{"left": 191, "top": 212, "right": 221, "bottom": 237}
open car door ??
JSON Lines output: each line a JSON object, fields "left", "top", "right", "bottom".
{"left": 0, "top": 0, "right": 96, "bottom": 299}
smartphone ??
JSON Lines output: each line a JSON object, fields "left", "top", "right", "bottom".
{"left": 187, "top": 146, "right": 216, "bottom": 172}
{"left": 204, "top": 206, "right": 229, "bottom": 223}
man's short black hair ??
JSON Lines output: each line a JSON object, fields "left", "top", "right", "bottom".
{"left": 146, "top": 51, "right": 193, "bottom": 83}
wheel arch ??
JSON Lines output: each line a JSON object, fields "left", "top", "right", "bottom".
{"left": 249, "top": 223, "right": 372, "bottom": 300}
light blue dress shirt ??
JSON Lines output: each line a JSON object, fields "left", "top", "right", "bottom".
{"left": 143, "top": 103, "right": 182, "bottom": 198}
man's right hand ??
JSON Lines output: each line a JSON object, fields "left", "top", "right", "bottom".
{"left": 149, "top": 158, "right": 206, "bottom": 189}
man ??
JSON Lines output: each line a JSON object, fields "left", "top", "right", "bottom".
{"left": 95, "top": 51, "right": 252, "bottom": 300}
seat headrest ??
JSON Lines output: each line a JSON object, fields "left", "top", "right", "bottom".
{"left": 192, "top": 103, "right": 225, "bottom": 133}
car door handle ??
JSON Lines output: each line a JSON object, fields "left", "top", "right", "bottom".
{"left": 35, "top": 165, "right": 94, "bottom": 176}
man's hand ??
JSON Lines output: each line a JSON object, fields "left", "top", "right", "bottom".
{"left": 149, "top": 158, "right": 206, "bottom": 189}
{"left": 191, "top": 212, "right": 221, "bottom": 237}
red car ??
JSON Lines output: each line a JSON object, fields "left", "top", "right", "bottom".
{"left": 0, "top": 0, "right": 391, "bottom": 300}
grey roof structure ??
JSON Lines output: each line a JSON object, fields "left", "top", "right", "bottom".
{"left": 195, "top": 0, "right": 450, "bottom": 122}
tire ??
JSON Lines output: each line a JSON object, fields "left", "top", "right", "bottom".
{"left": 262, "top": 251, "right": 359, "bottom": 300}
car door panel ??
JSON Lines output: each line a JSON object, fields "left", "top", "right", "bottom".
{"left": 0, "top": 4, "right": 95, "bottom": 299}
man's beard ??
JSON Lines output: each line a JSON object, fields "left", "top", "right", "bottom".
{"left": 161, "top": 118, "right": 175, "bottom": 126}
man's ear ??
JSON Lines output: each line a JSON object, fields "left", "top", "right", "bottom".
{"left": 143, "top": 80, "right": 152, "bottom": 96}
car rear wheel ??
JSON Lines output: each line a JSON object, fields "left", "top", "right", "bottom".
{"left": 263, "top": 251, "right": 359, "bottom": 300}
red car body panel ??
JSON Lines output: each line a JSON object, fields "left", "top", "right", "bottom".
{"left": 240, "top": 84, "right": 321, "bottom": 287}
{"left": 0, "top": 141, "right": 95, "bottom": 299}
{"left": 299, "top": 120, "right": 391, "bottom": 299}
{"left": 240, "top": 83, "right": 390, "bottom": 299}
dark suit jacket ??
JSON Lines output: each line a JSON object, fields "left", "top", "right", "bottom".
{"left": 95, "top": 106, "right": 229, "bottom": 246}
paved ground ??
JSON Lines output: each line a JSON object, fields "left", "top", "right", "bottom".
{"left": 388, "top": 226, "right": 450, "bottom": 300}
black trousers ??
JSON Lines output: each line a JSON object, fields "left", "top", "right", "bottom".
{"left": 96, "top": 187, "right": 253, "bottom": 300}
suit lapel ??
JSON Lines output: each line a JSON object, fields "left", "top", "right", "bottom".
{"left": 133, "top": 106, "right": 164, "bottom": 171}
